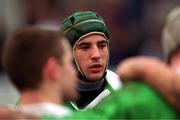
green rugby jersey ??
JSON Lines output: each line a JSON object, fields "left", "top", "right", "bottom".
{"left": 92, "top": 81, "right": 179, "bottom": 119}
{"left": 41, "top": 81, "right": 179, "bottom": 120}
{"left": 64, "top": 70, "right": 121, "bottom": 111}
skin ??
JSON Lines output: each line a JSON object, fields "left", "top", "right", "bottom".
{"left": 58, "top": 39, "right": 78, "bottom": 100}
{"left": 170, "top": 50, "right": 180, "bottom": 70}
{"left": 74, "top": 34, "right": 109, "bottom": 82}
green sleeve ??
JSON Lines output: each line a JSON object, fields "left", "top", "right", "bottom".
{"left": 93, "top": 81, "right": 179, "bottom": 119}
{"left": 40, "top": 115, "right": 61, "bottom": 120}
{"left": 63, "top": 111, "right": 105, "bottom": 120}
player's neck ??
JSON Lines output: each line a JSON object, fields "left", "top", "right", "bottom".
{"left": 19, "top": 88, "right": 63, "bottom": 105}
{"left": 78, "top": 78, "right": 105, "bottom": 91}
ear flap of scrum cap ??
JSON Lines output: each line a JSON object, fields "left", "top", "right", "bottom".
{"left": 60, "top": 11, "right": 109, "bottom": 47}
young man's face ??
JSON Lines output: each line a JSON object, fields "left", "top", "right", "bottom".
{"left": 74, "top": 34, "right": 109, "bottom": 82}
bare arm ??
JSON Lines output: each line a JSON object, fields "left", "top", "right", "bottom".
{"left": 116, "top": 56, "right": 180, "bottom": 111}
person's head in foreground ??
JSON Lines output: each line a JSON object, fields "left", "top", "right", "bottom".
{"left": 162, "top": 6, "right": 180, "bottom": 71}
{"left": 2, "top": 26, "right": 78, "bottom": 105}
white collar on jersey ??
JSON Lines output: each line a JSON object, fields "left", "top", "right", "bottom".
{"left": 71, "top": 69, "right": 122, "bottom": 111}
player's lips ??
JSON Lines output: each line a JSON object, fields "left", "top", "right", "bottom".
{"left": 89, "top": 63, "right": 103, "bottom": 73}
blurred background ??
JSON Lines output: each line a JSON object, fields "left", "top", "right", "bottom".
{"left": 0, "top": 0, "right": 180, "bottom": 106}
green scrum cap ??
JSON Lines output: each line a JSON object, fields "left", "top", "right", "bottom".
{"left": 60, "top": 11, "right": 109, "bottom": 47}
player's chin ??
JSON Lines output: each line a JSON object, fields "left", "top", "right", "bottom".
{"left": 88, "top": 73, "right": 104, "bottom": 81}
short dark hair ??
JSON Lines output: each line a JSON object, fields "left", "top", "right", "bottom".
{"left": 2, "top": 27, "right": 65, "bottom": 92}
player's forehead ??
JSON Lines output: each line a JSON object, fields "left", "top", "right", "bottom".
{"left": 77, "top": 34, "right": 107, "bottom": 45}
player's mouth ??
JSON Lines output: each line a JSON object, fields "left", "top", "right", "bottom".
{"left": 89, "top": 64, "right": 103, "bottom": 73}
